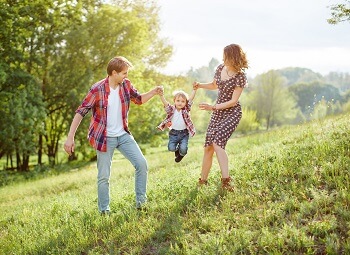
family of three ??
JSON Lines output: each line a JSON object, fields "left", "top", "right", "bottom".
{"left": 63, "top": 43, "right": 249, "bottom": 214}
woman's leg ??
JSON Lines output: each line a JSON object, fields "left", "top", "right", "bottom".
{"left": 200, "top": 145, "right": 215, "bottom": 180}
{"left": 213, "top": 143, "right": 229, "bottom": 178}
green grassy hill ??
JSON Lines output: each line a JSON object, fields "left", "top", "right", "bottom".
{"left": 1, "top": 113, "right": 349, "bottom": 254}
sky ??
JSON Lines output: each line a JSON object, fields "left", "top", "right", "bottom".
{"left": 156, "top": 0, "right": 350, "bottom": 78}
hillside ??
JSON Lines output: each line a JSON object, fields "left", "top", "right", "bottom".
{"left": 0, "top": 113, "right": 349, "bottom": 254}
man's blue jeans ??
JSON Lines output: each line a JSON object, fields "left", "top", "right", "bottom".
{"left": 168, "top": 129, "right": 189, "bottom": 156}
{"left": 96, "top": 134, "right": 148, "bottom": 212}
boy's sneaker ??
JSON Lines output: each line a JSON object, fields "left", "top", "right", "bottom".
{"left": 175, "top": 154, "right": 184, "bottom": 163}
{"left": 175, "top": 150, "right": 180, "bottom": 158}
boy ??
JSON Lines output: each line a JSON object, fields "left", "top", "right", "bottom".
{"left": 157, "top": 88, "right": 197, "bottom": 162}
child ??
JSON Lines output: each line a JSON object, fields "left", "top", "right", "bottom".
{"left": 157, "top": 88, "right": 197, "bottom": 162}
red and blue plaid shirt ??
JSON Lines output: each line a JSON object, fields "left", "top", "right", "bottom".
{"left": 76, "top": 77, "right": 142, "bottom": 152}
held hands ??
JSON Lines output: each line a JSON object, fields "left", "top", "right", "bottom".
{"left": 155, "top": 85, "right": 164, "bottom": 96}
{"left": 193, "top": 81, "right": 200, "bottom": 90}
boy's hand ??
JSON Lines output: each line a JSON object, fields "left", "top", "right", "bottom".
{"left": 165, "top": 121, "right": 172, "bottom": 128}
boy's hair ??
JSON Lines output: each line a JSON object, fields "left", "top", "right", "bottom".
{"left": 107, "top": 56, "right": 133, "bottom": 75}
{"left": 172, "top": 90, "right": 189, "bottom": 102}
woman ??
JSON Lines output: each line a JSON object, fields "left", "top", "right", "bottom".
{"left": 193, "top": 43, "right": 248, "bottom": 191}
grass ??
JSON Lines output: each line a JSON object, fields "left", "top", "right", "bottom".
{"left": 0, "top": 113, "right": 349, "bottom": 254}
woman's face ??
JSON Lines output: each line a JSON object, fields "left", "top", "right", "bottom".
{"left": 223, "top": 53, "right": 232, "bottom": 67}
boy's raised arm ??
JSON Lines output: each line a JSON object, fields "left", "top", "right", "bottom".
{"left": 160, "top": 94, "right": 169, "bottom": 107}
{"left": 189, "top": 88, "right": 197, "bottom": 102}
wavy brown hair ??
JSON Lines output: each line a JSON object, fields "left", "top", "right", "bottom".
{"left": 223, "top": 44, "right": 249, "bottom": 73}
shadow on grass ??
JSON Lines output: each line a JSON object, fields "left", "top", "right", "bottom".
{"left": 139, "top": 182, "right": 227, "bottom": 254}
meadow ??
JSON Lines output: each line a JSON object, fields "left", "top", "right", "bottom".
{"left": 0, "top": 113, "right": 349, "bottom": 254}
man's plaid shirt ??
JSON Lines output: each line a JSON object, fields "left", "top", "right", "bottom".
{"left": 76, "top": 77, "right": 142, "bottom": 152}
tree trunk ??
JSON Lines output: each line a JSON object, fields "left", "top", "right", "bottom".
{"left": 22, "top": 154, "right": 30, "bottom": 171}
{"left": 38, "top": 134, "right": 43, "bottom": 165}
{"left": 266, "top": 114, "right": 270, "bottom": 131}
{"left": 16, "top": 151, "right": 21, "bottom": 171}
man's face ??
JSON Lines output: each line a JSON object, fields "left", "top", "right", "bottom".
{"left": 114, "top": 67, "right": 129, "bottom": 84}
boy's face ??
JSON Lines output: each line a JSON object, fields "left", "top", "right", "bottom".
{"left": 174, "top": 95, "right": 187, "bottom": 110}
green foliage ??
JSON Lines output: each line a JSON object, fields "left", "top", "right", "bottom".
{"left": 325, "top": 72, "right": 350, "bottom": 92}
{"left": 0, "top": 0, "right": 174, "bottom": 166}
{"left": 289, "top": 81, "right": 342, "bottom": 117}
{"left": 342, "top": 98, "right": 350, "bottom": 112}
{"left": 0, "top": 70, "right": 46, "bottom": 170}
{"left": 236, "top": 106, "right": 260, "bottom": 134}
{"left": 249, "top": 70, "right": 298, "bottom": 130}
{"left": 327, "top": 0, "right": 350, "bottom": 24}
{"left": 0, "top": 113, "right": 349, "bottom": 254}
{"left": 277, "top": 67, "right": 323, "bottom": 86}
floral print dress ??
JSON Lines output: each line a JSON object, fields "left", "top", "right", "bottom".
{"left": 204, "top": 64, "right": 248, "bottom": 149}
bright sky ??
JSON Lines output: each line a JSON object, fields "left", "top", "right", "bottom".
{"left": 157, "top": 0, "right": 350, "bottom": 78}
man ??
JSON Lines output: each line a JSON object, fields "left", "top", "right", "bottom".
{"left": 64, "top": 56, "right": 162, "bottom": 213}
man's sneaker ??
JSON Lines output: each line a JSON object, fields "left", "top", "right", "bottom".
{"left": 100, "top": 210, "right": 110, "bottom": 216}
{"left": 175, "top": 154, "right": 184, "bottom": 163}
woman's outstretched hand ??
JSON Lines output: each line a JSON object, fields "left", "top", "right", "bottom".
{"left": 199, "top": 102, "right": 213, "bottom": 111}
{"left": 193, "top": 81, "right": 200, "bottom": 90}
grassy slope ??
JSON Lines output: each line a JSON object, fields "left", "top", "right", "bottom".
{"left": 0, "top": 113, "right": 349, "bottom": 254}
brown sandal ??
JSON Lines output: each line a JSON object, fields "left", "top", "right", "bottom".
{"left": 221, "top": 177, "right": 234, "bottom": 191}
{"left": 198, "top": 178, "right": 208, "bottom": 185}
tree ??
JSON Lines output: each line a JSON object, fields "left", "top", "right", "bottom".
{"left": 249, "top": 70, "right": 298, "bottom": 130}
{"left": 0, "top": 1, "right": 47, "bottom": 170}
{"left": 328, "top": 0, "right": 350, "bottom": 24}
{"left": 0, "top": 0, "right": 174, "bottom": 168}
{"left": 276, "top": 67, "right": 323, "bottom": 86}
{"left": 324, "top": 72, "right": 350, "bottom": 92}
{"left": 288, "top": 81, "right": 342, "bottom": 117}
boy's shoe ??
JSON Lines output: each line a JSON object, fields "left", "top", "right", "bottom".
{"left": 175, "top": 154, "right": 184, "bottom": 163}
{"left": 175, "top": 150, "right": 180, "bottom": 158}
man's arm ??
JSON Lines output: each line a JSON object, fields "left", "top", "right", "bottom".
{"left": 64, "top": 113, "right": 83, "bottom": 155}
{"left": 141, "top": 86, "right": 163, "bottom": 104}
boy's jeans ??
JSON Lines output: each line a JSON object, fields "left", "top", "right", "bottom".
{"left": 168, "top": 129, "right": 189, "bottom": 156}
{"left": 96, "top": 134, "right": 148, "bottom": 212}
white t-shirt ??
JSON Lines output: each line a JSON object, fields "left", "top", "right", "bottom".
{"left": 106, "top": 86, "right": 126, "bottom": 137}
{"left": 171, "top": 109, "right": 186, "bottom": 130}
